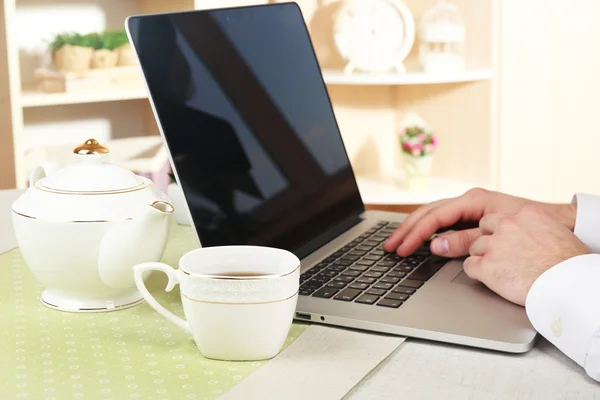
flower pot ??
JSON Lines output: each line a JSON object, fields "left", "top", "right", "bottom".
{"left": 117, "top": 44, "right": 137, "bottom": 66}
{"left": 53, "top": 45, "right": 93, "bottom": 73}
{"left": 91, "top": 49, "right": 118, "bottom": 69}
{"left": 167, "top": 183, "right": 193, "bottom": 226}
{"left": 403, "top": 155, "right": 434, "bottom": 192}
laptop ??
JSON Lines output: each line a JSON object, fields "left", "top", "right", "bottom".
{"left": 125, "top": 2, "right": 537, "bottom": 353}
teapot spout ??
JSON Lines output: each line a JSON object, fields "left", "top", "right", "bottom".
{"left": 98, "top": 200, "right": 174, "bottom": 289}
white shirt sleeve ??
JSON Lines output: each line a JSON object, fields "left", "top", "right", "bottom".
{"left": 525, "top": 192, "right": 600, "bottom": 381}
{"left": 573, "top": 193, "right": 600, "bottom": 253}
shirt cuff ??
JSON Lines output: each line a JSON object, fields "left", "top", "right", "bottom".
{"left": 525, "top": 254, "right": 600, "bottom": 369}
{"left": 573, "top": 193, "right": 600, "bottom": 253}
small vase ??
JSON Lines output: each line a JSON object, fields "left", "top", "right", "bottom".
{"left": 167, "top": 183, "right": 193, "bottom": 226}
{"left": 53, "top": 45, "right": 93, "bottom": 74}
{"left": 403, "top": 155, "right": 434, "bottom": 192}
{"left": 91, "top": 49, "right": 118, "bottom": 69}
{"left": 117, "top": 44, "right": 137, "bottom": 66}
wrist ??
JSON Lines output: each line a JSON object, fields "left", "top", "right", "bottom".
{"left": 553, "top": 203, "right": 577, "bottom": 231}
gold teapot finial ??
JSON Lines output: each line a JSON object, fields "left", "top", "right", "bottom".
{"left": 74, "top": 138, "right": 109, "bottom": 155}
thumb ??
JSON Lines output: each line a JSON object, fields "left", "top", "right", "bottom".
{"left": 430, "top": 228, "right": 482, "bottom": 257}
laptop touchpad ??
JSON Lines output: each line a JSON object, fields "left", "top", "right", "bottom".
{"left": 451, "top": 270, "right": 481, "bottom": 286}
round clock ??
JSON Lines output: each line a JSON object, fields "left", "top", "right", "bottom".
{"left": 333, "top": 0, "right": 415, "bottom": 74}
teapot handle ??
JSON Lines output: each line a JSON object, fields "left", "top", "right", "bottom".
{"left": 29, "top": 161, "right": 60, "bottom": 187}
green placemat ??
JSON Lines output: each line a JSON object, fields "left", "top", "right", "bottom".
{"left": 0, "top": 223, "right": 309, "bottom": 400}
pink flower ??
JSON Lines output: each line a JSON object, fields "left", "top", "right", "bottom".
{"left": 402, "top": 141, "right": 412, "bottom": 150}
{"left": 412, "top": 143, "right": 423, "bottom": 152}
{"left": 418, "top": 133, "right": 427, "bottom": 142}
{"left": 411, "top": 149, "right": 421, "bottom": 157}
{"left": 431, "top": 136, "right": 439, "bottom": 146}
{"left": 399, "top": 127, "right": 407, "bottom": 135}
{"left": 424, "top": 144, "right": 435, "bottom": 154}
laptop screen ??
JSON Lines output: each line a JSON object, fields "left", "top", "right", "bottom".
{"left": 127, "top": 3, "right": 364, "bottom": 254}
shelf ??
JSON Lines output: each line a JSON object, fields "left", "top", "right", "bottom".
{"left": 20, "top": 88, "right": 148, "bottom": 108}
{"left": 322, "top": 69, "right": 492, "bottom": 86}
{"left": 356, "top": 176, "right": 481, "bottom": 205}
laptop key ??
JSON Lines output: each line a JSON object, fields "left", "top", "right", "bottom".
{"left": 356, "top": 260, "right": 375, "bottom": 266}
{"left": 320, "top": 270, "right": 339, "bottom": 278}
{"left": 398, "top": 279, "right": 423, "bottom": 289}
{"left": 334, "top": 288, "right": 361, "bottom": 302}
{"left": 373, "top": 282, "right": 393, "bottom": 290}
{"left": 349, "top": 265, "right": 369, "bottom": 272}
{"left": 328, "top": 265, "right": 346, "bottom": 273}
{"left": 371, "top": 266, "right": 391, "bottom": 273}
{"left": 357, "top": 277, "right": 377, "bottom": 284}
{"left": 364, "top": 272, "right": 383, "bottom": 279}
{"left": 393, "top": 287, "right": 416, "bottom": 295}
{"left": 312, "top": 287, "right": 339, "bottom": 299}
{"left": 363, "top": 255, "right": 383, "bottom": 261}
{"left": 341, "top": 255, "right": 360, "bottom": 262}
{"left": 349, "top": 283, "right": 370, "bottom": 290}
{"left": 408, "top": 257, "right": 446, "bottom": 281}
{"left": 380, "top": 277, "right": 400, "bottom": 284}
{"left": 342, "top": 270, "right": 361, "bottom": 278}
{"left": 349, "top": 250, "right": 368, "bottom": 256}
{"left": 363, "top": 240, "right": 380, "bottom": 246}
{"left": 386, "top": 271, "right": 406, "bottom": 279}
{"left": 366, "top": 288, "right": 386, "bottom": 296}
{"left": 334, "top": 276, "right": 354, "bottom": 283}
{"left": 377, "top": 299, "right": 403, "bottom": 308}
{"left": 387, "top": 222, "right": 400, "bottom": 229}
{"left": 377, "top": 261, "right": 396, "bottom": 268}
{"left": 355, "top": 294, "right": 380, "bottom": 305}
{"left": 370, "top": 250, "right": 386, "bottom": 256}
{"left": 385, "top": 293, "right": 409, "bottom": 301}
{"left": 300, "top": 288, "right": 315, "bottom": 296}
{"left": 326, "top": 281, "right": 347, "bottom": 290}
{"left": 356, "top": 245, "right": 373, "bottom": 251}
{"left": 395, "top": 266, "right": 413, "bottom": 273}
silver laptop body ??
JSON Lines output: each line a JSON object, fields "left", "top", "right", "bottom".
{"left": 126, "top": 3, "right": 537, "bottom": 354}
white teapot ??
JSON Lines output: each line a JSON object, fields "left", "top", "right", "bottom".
{"left": 12, "top": 138, "right": 174, "bottom": 312}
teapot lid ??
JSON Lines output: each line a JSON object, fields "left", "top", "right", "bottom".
{"left": 36, "top": 139, "right": 148, "bottom": 194}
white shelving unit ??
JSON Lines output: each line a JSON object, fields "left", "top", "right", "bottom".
{"left": 21, "top": 87, "right": 148, "bottom": 108}
{"left": 356, "top": 176, "right": 478, "bottom": 205}
{"left": 322, "top": 69, "right": 492, "bottom": 86}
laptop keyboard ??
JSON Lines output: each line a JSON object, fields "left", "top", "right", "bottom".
{"left": 299, "top": 221, "right": 446, "bottom": 308}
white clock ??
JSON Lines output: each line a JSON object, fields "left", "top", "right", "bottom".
{"left": 333, "top": 0, "right": 415, "bottom": 74}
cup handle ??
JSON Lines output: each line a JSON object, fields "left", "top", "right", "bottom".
{"left": 133, "top": 262, "right": 191, "bottom": 333}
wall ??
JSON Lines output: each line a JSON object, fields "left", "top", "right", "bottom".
{"left": 497, "top": 0, "right": 600, "bottom": 202}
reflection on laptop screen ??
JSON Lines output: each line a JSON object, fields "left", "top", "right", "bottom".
{"left": 128, "top": 3, "right": 363, "bottom": 253}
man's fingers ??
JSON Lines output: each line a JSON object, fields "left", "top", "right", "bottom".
{"left": 463, "top": 255, "right": 483, "bottom": 281}
{"left": 479, "top": 213, "right": 506, "bottom": 235}
{"left": 468, "top": 234, "right": 491, "bottom": 257}
{"left": 383, "top": 200, "right": 446, "bottom": 252}
{"left": 397, "top": 196, "right": 479, "bottom": 256}
{"left": 430, "top": 228, "right": 482, "bottom": 258}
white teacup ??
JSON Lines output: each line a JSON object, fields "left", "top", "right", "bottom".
{"left": 133, "top": 246, "right": 300, "bottom": 361}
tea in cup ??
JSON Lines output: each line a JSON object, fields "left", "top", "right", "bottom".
{"left": 133, "top": 246, "right": 300, "bottom": 361}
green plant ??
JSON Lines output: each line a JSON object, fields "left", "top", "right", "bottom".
{"left": 49, "top": 30, "right": 128, "bottom": 52}
{"left": 100, "top": 29, "right": 129, "bottom": 51}
{"left": 49, "top": 32, "right": 102, "bottom": 51}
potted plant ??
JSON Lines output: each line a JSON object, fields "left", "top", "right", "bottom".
{"left": 50, "top": 32, "right": 97, "bottom": 73}
{"left": 399, "top": 125, "right": 439, "bottom": 192}
{"left": 91, "top": 30, "right": 128, "bottom": 69}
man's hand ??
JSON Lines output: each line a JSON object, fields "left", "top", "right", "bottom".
{"left": 464, "top": 205, "right": 590, "bottom": 306}
{"left": 383, "top": 188, "right": 577, "bottom": 258}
